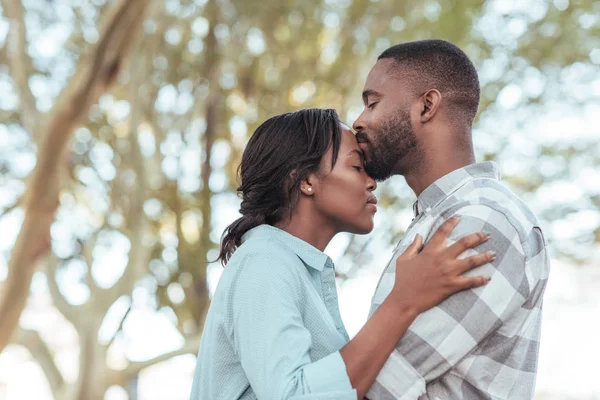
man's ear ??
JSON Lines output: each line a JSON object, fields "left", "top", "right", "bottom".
{"left": 420, "top": 89, "right": 442, "bottom": 123}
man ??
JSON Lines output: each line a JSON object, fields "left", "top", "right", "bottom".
{"left": 353, "top": 40, "right": 550, "bottom": 399}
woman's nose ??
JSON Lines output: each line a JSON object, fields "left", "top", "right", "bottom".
{"left": 367, "top": 177, "right": 377, "bottom": 191}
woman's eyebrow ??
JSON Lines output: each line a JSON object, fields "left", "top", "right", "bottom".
{"left": 347, "top": 149, "right": 365, "bottom": 162}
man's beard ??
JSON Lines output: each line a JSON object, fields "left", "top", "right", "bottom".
{"left": 362, "top": 111, "right": 417, "bottom": 181}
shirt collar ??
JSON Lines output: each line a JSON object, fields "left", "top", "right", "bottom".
{"left": 242, "top": 224, "right": 332, "bottom": 271}
{"left": 414, "top": 161, "right": 501, "bottom": 216}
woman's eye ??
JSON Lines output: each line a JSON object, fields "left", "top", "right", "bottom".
{"left": 353, "top": 166, "right": 363, "bottom": 172}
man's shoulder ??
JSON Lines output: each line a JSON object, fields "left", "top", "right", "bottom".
{"left": 442, "top": 177, "right": 538, "bottom": 227}
{"left": 436, "top": 177, "right": 547, "bottom": 259}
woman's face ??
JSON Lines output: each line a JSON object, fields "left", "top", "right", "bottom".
{"left": 311, "top": 124, "right": 378, "bottom": 234}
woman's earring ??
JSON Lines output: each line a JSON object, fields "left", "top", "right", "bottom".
{"left": 307, "top": 187, "right": 312, "bottom": 192}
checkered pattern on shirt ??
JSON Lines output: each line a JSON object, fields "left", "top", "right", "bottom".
{"left": 367, "top": 162, "right": 550, "bottom": 400}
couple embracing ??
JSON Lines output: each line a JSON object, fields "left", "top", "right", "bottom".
{"left": 189, "top": 40, "right": 550, "bottom": 400}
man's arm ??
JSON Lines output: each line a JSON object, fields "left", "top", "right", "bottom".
{"left": 368, "top": 205, "right": 531, "bottom": 400}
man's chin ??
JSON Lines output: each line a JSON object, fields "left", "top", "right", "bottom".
{"left": 365, "top": 162, "right": 393, "bottom": 182}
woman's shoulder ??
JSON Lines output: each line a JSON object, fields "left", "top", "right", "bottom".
{"left": 228, "top": 235, "right": 303, "bottom": 277}
{"left": 215, "top": 236, "right": 304, "bottom": 293}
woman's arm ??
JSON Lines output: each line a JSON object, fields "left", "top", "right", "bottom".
{"left": 232, "top": 252, "right": 358, "bottom": 400}
{"left": 340, "top": 217, "right": 495, "bottom": 398}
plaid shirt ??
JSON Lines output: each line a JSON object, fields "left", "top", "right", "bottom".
{"left": 367, "top": 162, "right": 550, "bottom": 400}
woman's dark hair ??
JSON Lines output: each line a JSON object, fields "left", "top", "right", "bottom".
{"left": 218, "top": 108, "right": 342, "bottom": 264}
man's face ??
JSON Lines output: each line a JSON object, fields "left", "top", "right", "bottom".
{"left": 353, "top": 58, "right": 419, "bottom": 181}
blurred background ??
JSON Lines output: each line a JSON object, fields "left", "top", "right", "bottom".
{"left": 0, "top": 0, "right": 598, "bottom": 399}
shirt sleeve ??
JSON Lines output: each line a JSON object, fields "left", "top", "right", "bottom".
{"left": 368, "top": 205, "right": 531, "bottom": 400}
{"left": 231, "top": 253, "right": 357, "bottom": 400}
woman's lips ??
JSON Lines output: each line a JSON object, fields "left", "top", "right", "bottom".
{"left": 366, "top": 195, "right": 378, "bottom": 212}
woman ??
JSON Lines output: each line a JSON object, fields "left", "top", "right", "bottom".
{"left": 189, "top": 109, "right": 494, "bottom": 399}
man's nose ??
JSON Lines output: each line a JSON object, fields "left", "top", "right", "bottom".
{"left": 352, "top": 114, "right": 364, "bottom": 132}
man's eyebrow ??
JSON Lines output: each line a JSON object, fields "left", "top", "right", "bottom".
{"left": 362, "top": 89, "right": 382, "bottom": 103}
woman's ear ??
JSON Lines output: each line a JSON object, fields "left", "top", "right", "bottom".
{"left": 299, "top": 172, "right": 317, "bottom": 196}
{"left": 300, "top": 178, "right": 315, "bottom": 196}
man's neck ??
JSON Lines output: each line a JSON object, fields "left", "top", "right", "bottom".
{"left": 405, "top": 146, "right": 476, "bottom": 197}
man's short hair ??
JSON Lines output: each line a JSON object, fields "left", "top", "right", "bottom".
{"left": 379, "top": 40, "right": 480, "bottom": 126}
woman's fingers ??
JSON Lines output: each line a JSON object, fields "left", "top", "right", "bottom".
{"left": 454, "top": 275, "right": 492, "bottom": 291}
{"left": 398, "top": 234, "right": 423, "bottom": 260}
{"left": 454, "top": 251, "right": 497, "bottom": 274}
{"left": 424, "top": 217, "right": 461, "bottom": 250}
{"left": 446, "top": 232, "right": 491, "bottom": 258}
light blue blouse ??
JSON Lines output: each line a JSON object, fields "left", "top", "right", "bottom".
{"left": 189, "top": 224, "right": 356, "bottom": 400}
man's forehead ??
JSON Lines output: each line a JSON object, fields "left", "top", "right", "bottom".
{"left": 365, "top": 58, "right": 398, "bottom": 90}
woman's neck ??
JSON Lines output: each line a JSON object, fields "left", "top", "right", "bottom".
{"left": 275, "top": 213, "right": 337, "bottom": 252}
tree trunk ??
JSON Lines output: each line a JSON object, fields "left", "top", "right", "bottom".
{"left": 0, "top": 0, "right": 150, "bottom": 354}
{"left": 74, "top": 322, "right": 108, "bottom": 400}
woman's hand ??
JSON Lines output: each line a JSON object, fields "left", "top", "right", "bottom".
{"left": 391, "top": 216, "right": 495, "bottom": 314}
{"left": 339, "top": 216, "right": 495, "bottom": 398}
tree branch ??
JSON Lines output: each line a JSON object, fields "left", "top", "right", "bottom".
{"left": 13, "top": 327, "right": 65, "bottom": 398}
{"left": 0, "top": 0, "right": 41, "bottom": 139}
{"left": 184, "top": 0, "right": 221, "bottom": 329}
{"left": 82, "top": 234, "right": 100, "bottom": 296}
{"left": 45, "top": 253, "right": 82, "bottom": 329}
{"left": 0, "top": 197, "right": 21, "bottom": 220}
{"left": 105, "top": 304, "right": 131, "bottom": 349}
{"left": 0, "top": 0, "right": 150, "bottom": 354}
{"left": 103, "top": 46, "right": 150, "bottom": 308}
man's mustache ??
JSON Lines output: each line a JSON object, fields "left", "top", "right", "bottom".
{"left": 355, "top": 131, "right": 369, "bottom": 143}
